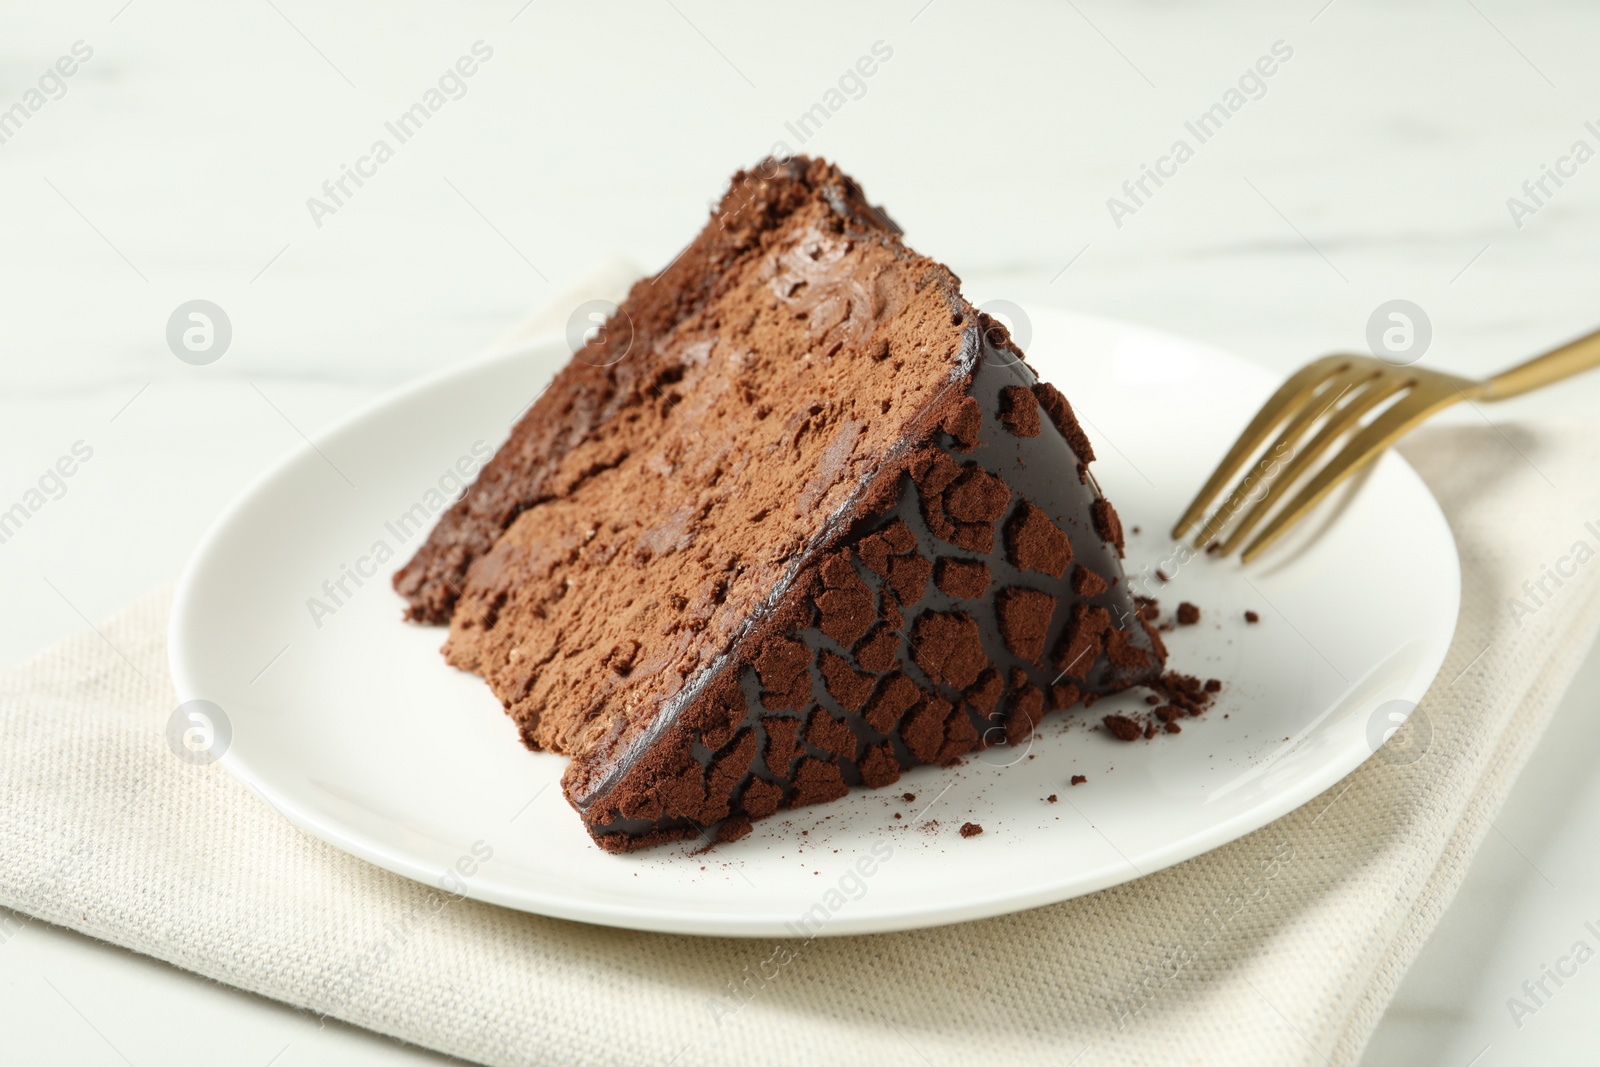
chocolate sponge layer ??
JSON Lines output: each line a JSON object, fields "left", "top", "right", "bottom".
{"left": 395, "top": 157, "right": 1163, "bottom": 851}
{"left": 392, "top": 158, "right": 903, "bottom": 625}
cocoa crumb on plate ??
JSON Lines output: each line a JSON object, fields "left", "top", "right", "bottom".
{"left": 1103, "top": 714, "right": 1142, "bottom": 742}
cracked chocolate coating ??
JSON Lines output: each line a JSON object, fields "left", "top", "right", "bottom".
{"left": 583, "top": 337, "right": 1163, "bottom": 848}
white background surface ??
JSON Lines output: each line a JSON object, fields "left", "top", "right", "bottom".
{"left": 1, "top": 0, "right": 1596, "bottom": 1063}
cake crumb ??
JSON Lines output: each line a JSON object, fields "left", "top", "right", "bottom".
{"left": 959, "top": 822, "right": 984, "bottom": 838}
{"left": 1047, "top": 794, "right": 1059, "bottom": 803}
{"left": 1176, "top": 602, "right": 1200, "bottom": 625}
{"left": 1245, "top": 610, "right": 1260, "bottom": 623}
{"left": 1070, "top": 774, "right": 1087, "bottom": 786}
{"left": 1103, "top": 714, "right": 1142, "bottom": 742}
{"left": 902, "top": 793, "right": 917, "bottom": 803}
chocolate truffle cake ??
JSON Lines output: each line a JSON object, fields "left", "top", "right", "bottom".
{"left": 395, "top": 157, "right": 1165, "bottom": 851}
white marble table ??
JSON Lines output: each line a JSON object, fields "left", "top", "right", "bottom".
{"left": 2, "top": 1, "right": 1597, "bottom": 1063}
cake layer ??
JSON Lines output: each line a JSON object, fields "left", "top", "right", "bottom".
{"left": 437, "top": 159, "right": 975, "bottom": 766}
{"left": 392, "top": 158, "right": 904, "bottom": 625}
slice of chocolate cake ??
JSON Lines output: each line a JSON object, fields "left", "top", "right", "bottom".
{"left": 395, "top": 157, "right": 1164, "bottom": 851}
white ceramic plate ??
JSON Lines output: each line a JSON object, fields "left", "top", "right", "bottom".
{"left": 169, "top": 307, "right": 1459, "bottom": 937}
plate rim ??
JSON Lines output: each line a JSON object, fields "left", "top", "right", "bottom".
{"left": 169, "top": 307, "right": 1462, "bottom": 937}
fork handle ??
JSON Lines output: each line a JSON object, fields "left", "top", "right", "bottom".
{"left": 1482, "top": 326, "right": 1600, "bottom": 400}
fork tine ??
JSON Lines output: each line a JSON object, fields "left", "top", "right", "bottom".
{"left": 1191, "top": 365, "right": 1379, "bottom": 547}
{"left": 1239, "top": 386, "right": 1458, "bottom": 562}
{"left": 1216, "top": 372, "right": 1413, "bottom": 554}
{"left": 1172, "top": 355, "right": 1356, "bottom": 539}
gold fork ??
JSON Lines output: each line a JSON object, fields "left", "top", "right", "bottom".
{"left": 1173, "top": 327, "right": 1600, "bottom": 562}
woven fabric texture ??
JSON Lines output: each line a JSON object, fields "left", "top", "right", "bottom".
{"left": 3, "top": 421, "right": 1598, "bottom": 1067}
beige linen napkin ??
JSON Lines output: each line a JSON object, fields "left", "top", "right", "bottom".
{"left": 3, "top": 318, "right": 1599, "bottom": 1063}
